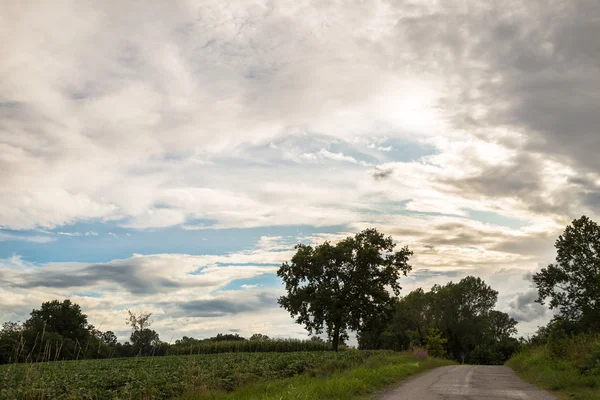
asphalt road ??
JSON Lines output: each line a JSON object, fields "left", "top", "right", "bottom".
{"left": 378, "top": 365, "right": 557, "bottom": 399}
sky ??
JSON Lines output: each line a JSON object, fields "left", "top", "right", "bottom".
{"left": 1, "top": 0, "right": 599, "bottom": 342}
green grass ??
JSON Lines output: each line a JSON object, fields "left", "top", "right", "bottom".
{"left": 506, "top": 342, "right": 600, "bottom": 400}
{"left": 180, "top": 352, "right": 455, "bottom": 400}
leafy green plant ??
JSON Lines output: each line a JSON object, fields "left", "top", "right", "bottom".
{"left": 0, "top": 350, "right": 383, "bottom": 399}
{"left": 426, "top": 328, "right": 447, "bottom": 358}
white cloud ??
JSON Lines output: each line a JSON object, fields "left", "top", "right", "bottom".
{"left": 0, "top": 232, "right": 55, "bottom": 243}
{"left": 1, "top": 0, "right": 595, "bottom": 339}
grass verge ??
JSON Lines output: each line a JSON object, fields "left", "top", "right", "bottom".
{"left": 181, "top": 353, "right": 455, "bottom": 400}
{"left": 506, "top": 345, "right": 600, "bottom": 400}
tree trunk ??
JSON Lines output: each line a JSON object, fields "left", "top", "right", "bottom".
{"left": 332, "top": 324, "right": 340, "bottom": 352}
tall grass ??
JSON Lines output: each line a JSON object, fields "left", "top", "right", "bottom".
{"left": 506, "top": 333, "right": 600, "bottom": 400}
{"left": 181, "top": 352, "right": 455, "bottom": 399}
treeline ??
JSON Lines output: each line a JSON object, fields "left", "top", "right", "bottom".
{"left": 0, "top": 302, "right": 331, "bottom": 364}
{"left": 358, "top": 276, "right": 520, "bottom": 364}
{"left": 168, "top": 334, "right": 331, "bottom": 355}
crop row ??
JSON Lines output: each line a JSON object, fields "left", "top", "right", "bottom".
{"left": 0, "top": 350, "right": 385, "bottom": 399}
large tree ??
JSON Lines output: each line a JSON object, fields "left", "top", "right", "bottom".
{"left": 533, "top": 216, "right": 600, "bottom": 328}
{"left": 430, "top": 276, "right": 498, "bottom": 359}
{"left": 277, "top": 228, "right": 413, "bottom": 351}
{"left": 24, "top": 299, "right": 89, "bottom": 343}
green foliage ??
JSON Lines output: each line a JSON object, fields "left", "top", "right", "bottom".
{"left": 249, "top": 333, "right": 269, "bottom": 341}
{"left": 506, "top": 217, "right": 600, "bottom": 398}
{"left": 533, "top": 216, "right": 600, "bottom": 330}
{"left": 425, "top": 328, "right": 447, "bottom": 358}
{"left": 507, "top": 334, "right": 600, "bottom": 400}
{"left": 0, "top": 300, "right": 119, "bottom": 364}
{"left": 166, "top": 338, "right": 333, "bottom": 355}
{"left": 24, "top": 299, "right": 89, "bottom": 344}
{"left": 182, "top": 352, "right": 455, "bottom": 399}
{"left": 358, "top": 276, "right": 519, "bottom": 364}
{"left": 487, "top": 310, "right": 518, "bottom": 340}
{"left": 131, "top": 328, "right": 161, "bottom": 356}
{"left": 126, "top": 310, "right": 163, "bottom": 356}
{"left": 0, "top": 350, "right": 396, "bottom": 399}
{"left": 278, "top": 228, "right": 413, "bottom": 351}
{"left": 101, "top": 330, "right": 117, "bottom": 346}
{"left": 469, "top": 344, "right": 504, "bottom": 365}
{"left": 211, "top": 333, "right": 246, "bottom": 342}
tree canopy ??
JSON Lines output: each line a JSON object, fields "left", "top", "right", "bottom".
{"left": 24, "top": 299, "right": 89, "bottom": 344}
{"left": 358, "top": 276, "right": 519, "bottom": 364}
{"left": 277, "top": 228, "right": 413, "bottom": 351}
{"left": 533, "top": 215, "right": 600, "bottom": 330}
{"left": 126, "top": 310, "right": 161, "bottom": 356}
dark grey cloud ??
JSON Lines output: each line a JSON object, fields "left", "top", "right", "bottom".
{"left": 6, "top": 259, "right": 216, "bottom": 295}
{"left": 12, "top": 266, "right": 179, "bottom": 295}
{"left": 507, "top": 290, "right": 548, "bottom": 322}
{"left": 391, "top": 221, "right": 552, "bottom": 257}
{"left": 167, "top": 292, "right": 279, "bottom": 318}
{"left": 372, "top": 168, "right": 393, "bottom": 181}
{"left": 442, "top": 154, "right": 553, "bottom": 211}
{"left": 491, "top": 233, "right": 556, "bottom": 258}
{"left": 393, "top": 0, "right": 600, "bottom": 215}
{"left": 437, "top": 1, "right": 600, "bottom": 171}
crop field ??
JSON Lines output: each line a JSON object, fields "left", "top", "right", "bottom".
{"left": 0, "top": 350, "right": 383, "bottom": 399}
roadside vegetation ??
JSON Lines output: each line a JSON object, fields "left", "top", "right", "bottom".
{"left": 507, "top": 216, "right": 600, "bottom": 399}
{"left": 507, "top": 334, "right": 600, "bottom": 400}
{"left": 181, "top": 351, "right": 455, "bottom": 399}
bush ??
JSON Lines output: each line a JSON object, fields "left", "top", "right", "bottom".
{"left": 469, "top": 344, "right": 504, "bottom": 365}
{"left": 426, "top": 328, "right": 447, "bottom": 358}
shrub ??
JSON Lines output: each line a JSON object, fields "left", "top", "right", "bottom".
{"left": 426, "top": 328, "right": 447, "bottom": 358}
{"left": 469, "top": 344, "right": 504, "bottom": 365}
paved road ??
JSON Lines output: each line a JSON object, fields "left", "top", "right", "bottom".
{"left": 378, "top": 365, "right": 556, "bottom": 399}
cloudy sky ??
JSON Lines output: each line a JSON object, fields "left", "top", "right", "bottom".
{"left": 1, "top": 0, "right": 599, "bottom": 342}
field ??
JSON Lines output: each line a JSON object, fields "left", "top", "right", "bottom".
{"left": 0, "top": 350, "right": 382, "bottom": 399}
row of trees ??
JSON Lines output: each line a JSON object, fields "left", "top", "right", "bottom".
{"left": 0, "top": 301, "right": 329, "bottom": 364}
{"left": 357, "top": 276, "right": 519, "bottom": 364}
{"left": 276, "top": 228, "right": 519, "bottom": 363}
{"left": 0, "top": 302, "right": 166, "bottom": 363}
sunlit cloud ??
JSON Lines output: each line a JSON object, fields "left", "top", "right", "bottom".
{"left": 2, "top": 0, "right": 598, "bottom": 338}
